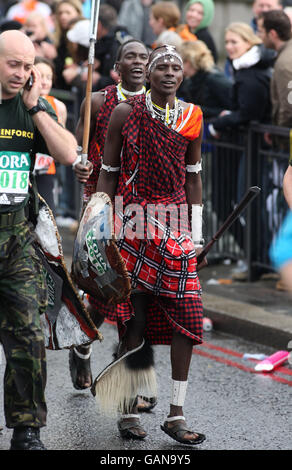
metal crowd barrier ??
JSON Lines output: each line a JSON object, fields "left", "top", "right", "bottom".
{"left": 50, "top": 87, "right": 83, "bottom": 219}
{"left": 49, "top": 87, "right": 290, "bottom": 280}
{"left": 202, "top": 122, "right": 290, "bottom": 280}
{"left": 50, "top": 87, "right": 79, "bottom": 133}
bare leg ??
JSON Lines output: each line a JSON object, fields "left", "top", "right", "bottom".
{"left": 72, "top": 344, "right": 93, "bottom": 389}
{"left": 118, "top": 293, "right": 149, "bottom": 438}
{"left": 71, "top": 305, "right": 104, "bottom": 389}
{"left": 119, "top": 293, "right": 148, "bottom": 353}
{"left": 166, "top": 331, "right": 201, "bottom": 441}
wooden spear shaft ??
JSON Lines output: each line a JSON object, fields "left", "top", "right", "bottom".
{"left": 197, "top": 186, "right": 261, "bottom": 265}
{"left": 81, "top": 0, "right": 100, "bottom": 165}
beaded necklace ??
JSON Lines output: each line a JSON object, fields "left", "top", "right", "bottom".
{"left": 116, "top": 82, "right": 146, "bottom": 101}
{"left": 145, "top": 89, "right": 182, "bottom": 129}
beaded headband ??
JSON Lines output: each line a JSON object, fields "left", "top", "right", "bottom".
{"left": 148, "top": 45, "right": 183, "bottom": 72}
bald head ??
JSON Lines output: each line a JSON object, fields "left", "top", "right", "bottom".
{"left": 0, "top": 30, "right": 36, "bottom": 99}
{"left": 0, "top": 29, "right": 35, "bottom": 57}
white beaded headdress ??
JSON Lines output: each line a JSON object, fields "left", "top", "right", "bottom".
{"left": 148, "top": 45, "right": 183, "bottom": 72}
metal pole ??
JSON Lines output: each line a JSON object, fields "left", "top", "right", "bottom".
{"left": 81, "top": 0, "right": 101, "bottom": 165}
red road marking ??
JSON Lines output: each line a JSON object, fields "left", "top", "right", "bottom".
{"left": 202, "top": 341, "right": 243, "bottom": 358}
{"left": 194, "top": 348, "right": 255, "bottom": 373}
{"left": 104, "top": 318, "right": 292, "bottom": 385}
{"left": 194, "top": 344, "right": 292, "bottom": 387}
{"left": 202, "top": 341, "right": 292, "bottom": 376}
{"left": 201, "top": 341, "right": 292, "bottom": 376}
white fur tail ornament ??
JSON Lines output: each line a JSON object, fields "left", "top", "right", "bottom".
{"left": 91, "top": 340, "right": 157, "bottom": 416}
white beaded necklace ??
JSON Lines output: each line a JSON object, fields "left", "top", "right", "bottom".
{"left": 145, "top": 89, "right": 182, "bottom": 129}
{"left": 116, "top": 82, "right": 146, "bottom": 101}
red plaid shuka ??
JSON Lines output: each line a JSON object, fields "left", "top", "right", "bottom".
{"left": 91, "top": 96, "right": 204, "bottom": 345}
{"left": 84, "top": 85, "right": 119, "bottom": 201}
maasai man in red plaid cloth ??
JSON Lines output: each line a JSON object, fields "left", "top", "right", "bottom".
{"left": 94, "top": 45, "right": 207, "bottom": 445}
{"left": 69, "top": 40, "right": 150, "bottom": 395}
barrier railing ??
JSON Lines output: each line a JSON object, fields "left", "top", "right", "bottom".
{"left": 50, "top": 87, "right": 290, "bottom": 279}
{"left": 50, "top": 87, "right": 79, "bottom": 133}
{"left": 50, "top": 87, "right": 82, "bottom": 218}
{"left": 202, "top": 122, "right": 290, "bottom": 280}
{"left": 246, "top": 122, "right": 289, "bottom": 280}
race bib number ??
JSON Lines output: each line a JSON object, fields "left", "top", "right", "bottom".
{"left": 0, "top": 151, "right": 30, "bottom": 205}
{"left": 34, "top": 153, "right": 54, "bottom": 174}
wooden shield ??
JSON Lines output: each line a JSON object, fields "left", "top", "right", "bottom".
{"left": 71, "top": 192, "right": 131, "bottom": 305}
{"left": 34, "top": 196, "right": 103, "bottom": 350}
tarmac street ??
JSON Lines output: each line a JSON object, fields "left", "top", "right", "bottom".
{"left": 0, "top": 227, "right": 291, "bottom": 453}
{"left": 0, "top": 322, "right": 291, "bottom": 451}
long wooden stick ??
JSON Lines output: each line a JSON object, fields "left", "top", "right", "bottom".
{"left": 81, "top": 0, "right": 100, "bottom": 165}
{"left": 197, "top": 186, "right": 261, "bottom": 265}
{"left": 81, "top": 62, "right": 93, "bottom": 163}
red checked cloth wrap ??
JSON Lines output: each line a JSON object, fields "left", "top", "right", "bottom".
{"left": 91, "top": 96, "right": 204, "bottom": 345}
{"left": 84, "top": 85, "right": 119, "bottom": 202}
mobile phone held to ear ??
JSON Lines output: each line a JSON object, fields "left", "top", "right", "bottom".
{"left": 25, "top": 74, "right": 34, "bottom": 90}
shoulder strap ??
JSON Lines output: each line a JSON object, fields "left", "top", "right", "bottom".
{"left": 27, "top": 151, "right": 39, "bottom": 224}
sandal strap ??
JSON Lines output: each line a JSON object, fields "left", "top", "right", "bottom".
{"left": 120, "top": 414, "right": 140, "bottom": 419}
{"left": 165, "top": 416, "right": 185, "bottom": 423}
{"left": 161, "top": 419, "right": 206, "bottom": 445}
{"left": 118, "top": 415, "right": 144, "bottom": 432}
{"left": 165, "top": 422, "right": 190, "bottom": 434}
{"left": 73, "top": 346, "right": 92, "bottom": 360}
{"left": 119, "top": 422, "right": 145, "bottom": 432}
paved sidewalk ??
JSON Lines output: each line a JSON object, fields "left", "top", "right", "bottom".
{"left": 199, "top": 261, "right": 292, "bottom": 350}
{"left": 58, "top": 227, "right": 292, "bottom": 350}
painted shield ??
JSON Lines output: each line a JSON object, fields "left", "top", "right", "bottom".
{"left": 33, "top": 196, "right": 102, "bottom": 350}
{"left": 71, "top": 192, "right": 131, "bottom": 305}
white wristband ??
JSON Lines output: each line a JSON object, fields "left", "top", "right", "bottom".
{"left": 192, "top": 204, "right": 203, "bottom": 245}
{"left": 72, "top": 154, "right": 81, "bottom": 168}
{"left": 186, "top": 161, "right": 202, "bottom": 173}
{"left": 72, "top": 145, "right": 82, "bottom": 168}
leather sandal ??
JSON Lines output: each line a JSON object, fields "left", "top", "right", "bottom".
{"left": 118, "top": 414, "right": 147, "bottom": 440}
{"left": 137, "top": 395, "right": 157, "bottom": 412}
{"left": 161, "top": 416, "right": 206, "bottom": 445}
{"left": 69, "top": 345, "right": 92, "bottom": 390}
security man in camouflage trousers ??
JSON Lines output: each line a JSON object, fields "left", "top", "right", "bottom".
{"left": 0, "top": 30, "right": 77, "bottom": 450}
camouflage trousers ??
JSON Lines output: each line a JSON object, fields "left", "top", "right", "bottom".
{"left": 0, "top": 220, "right": 48, "bottom": 428}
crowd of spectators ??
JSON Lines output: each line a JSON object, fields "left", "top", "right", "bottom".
{"left": 1, "top": 0, "right": 292, "bottom": 256}
{"left": 2, "top": 0, "right": 290, "bottom": 129}
{"left": 2, "top": 0, "right": 290, "bottom": 131}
